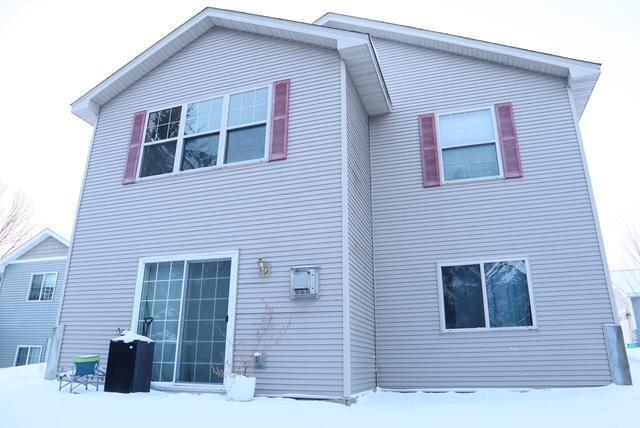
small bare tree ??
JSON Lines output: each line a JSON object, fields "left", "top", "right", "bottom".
{"left": 214, "top": 300, "right": 291, "bottom": 379}
{"left": 626, "top": 226, "right": 640, "bottom": 276}
{"left": 0, "top": 183, "right": 33, "bottom": 257}
{"left": 620, "top": 227, "right": 640, "bottom": 343}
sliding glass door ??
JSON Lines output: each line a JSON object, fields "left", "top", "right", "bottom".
{"left": 178, "top": 260, "right": 231, "bottom": 383}
{"left": 136, "top": 257, "right": 232, "bottom": 384}
{"left": 137, "top": 261, "right": 184, "bottom": 382}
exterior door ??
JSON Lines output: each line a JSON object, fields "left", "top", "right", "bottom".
{"left": 136, "top": 257, "right": 233, "bottom": 385}
{"left": 177, "top": 260, "right": 231, "bottom": 384}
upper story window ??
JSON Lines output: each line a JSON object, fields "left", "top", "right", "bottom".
{"left": 437, "top": 108, "right": 502, "bottom": 182}
{"left": 139, "top": 86, "right": 270, "bottom": 178}
{"left": 140, "top": 106, "right": 182, "bottom": 177}
{"left": 438, "top": 259, "right": 535, "bottom": 331}
{"left": 27, "top": 272, "right": 57, "bottom": 302}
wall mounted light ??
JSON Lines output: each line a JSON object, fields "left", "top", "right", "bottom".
{"left": 258, "top": 257, "right": 271, "bottom": 278}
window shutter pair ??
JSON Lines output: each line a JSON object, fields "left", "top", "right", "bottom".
{"left": 419, "top": 103, "right": 523, "bottom": 188}
{"left": 122, "top": 80, "right": 291, "bottom": 184}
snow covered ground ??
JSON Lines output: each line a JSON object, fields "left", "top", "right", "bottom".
{"left": 0, "top": 350, "right": 638, "bottom": 428}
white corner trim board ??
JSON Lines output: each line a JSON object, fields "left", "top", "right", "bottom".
{"left": 566, "top": 86, "right": 618, "bottom": 324}
{"left": 340, "top": 59, "right": 352, "bottom": 399}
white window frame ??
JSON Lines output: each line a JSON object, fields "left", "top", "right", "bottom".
{"left": 130, "top": 250, "right": 239, "bottom": 392}
{"left": 137, "top": 83, "right": 273, "bottom": 181}
{"left": 25, "top": 272, "right": 58, "bottom": 302}
{"left": 436, "top": 256, "right": 538, "bottom": 333}
{"left": 435, "top": 106, "right": 504, "bottom": 185}
{"left": 14, "top": 345, "right": 43, "bottom": 366}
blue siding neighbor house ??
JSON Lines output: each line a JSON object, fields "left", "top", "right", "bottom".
{"left": 0, "top": 229, "right": 69, "bottom": 368}
{"left": 55, "top": 8, "right": 625, "bottom": 400}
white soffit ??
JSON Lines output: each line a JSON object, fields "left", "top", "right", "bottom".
{"left": 315, "top": 13, "right": 600, "bottom": 118}
{"left": 71, "top": 8, "right": 391, "bottom": 125}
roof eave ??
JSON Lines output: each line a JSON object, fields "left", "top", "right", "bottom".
{"left": 316, "top": 13, "right": 600, "bottom": 117}
{"left": 337, "top": 41, "right": 393, "bottom": 115}
{"left": 568, "top": 70, "right": 600, "bottom": 119}
{"left": 71, "top": 8, "right": 391, "bottom": 125}
{"left": 72, "top": 98, "right": 100, "bottom": 126}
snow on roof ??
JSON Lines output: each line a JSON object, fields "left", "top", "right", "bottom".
{"left": 611, "top": 269, "right": 640, "bottom": 297}
{"left": 111, "top": 331, "right": 153, "bottom": 343}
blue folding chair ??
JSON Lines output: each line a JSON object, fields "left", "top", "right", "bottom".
{"left": 58, "top": 355, "right": 105, "bottom": 393}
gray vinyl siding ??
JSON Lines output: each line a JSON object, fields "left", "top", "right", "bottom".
{"left": 0, "top": 259, "right": 66, "bottom": 367}
{"left": 346, "top": 72, "right": 376, "bottom": 393}
{"left": 18, "top": 237, "right": 68, "bottom": 260}
{"left": 59, "top": 28, "right": 345, "bottom": 397}
{"left": 369, "top": 38, "right": 615, "bottom": 388}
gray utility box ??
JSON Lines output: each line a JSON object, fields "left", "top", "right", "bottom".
{"left": 290, "top": 266, "right": 319, "bottom": 299}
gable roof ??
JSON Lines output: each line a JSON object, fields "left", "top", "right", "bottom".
{"left": 315, "top": 13, "right": 600, "bottom": 118}
{"left": 0, "top": 229, "right": 69, "bottom": 273}
{"left": 71, "top": 8, "right": 391, "bottom": 125}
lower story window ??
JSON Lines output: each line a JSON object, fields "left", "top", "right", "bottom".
{"left": 15, "top": 346, "right": 42, "bottom": 366}
{"left": 136, "top": 257, "right": 233, "bottom": 384}
{"left": 440, "top": 259, "right": 534, "bottom": 330}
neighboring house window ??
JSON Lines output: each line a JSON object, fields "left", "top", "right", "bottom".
{"left": 14, "top": 346, "right": 42, "bottom": 366}
{"left": 27, "top": 272, "right": 57, "bottom": 301}
{"left": 437, "top": 108, "right": 502, "bottom": 182}
{"left": 139, "top": 86, "right": 270, "bottom": 178}
{"left": 439, "top": 259, "right": 534, "bottom": 330}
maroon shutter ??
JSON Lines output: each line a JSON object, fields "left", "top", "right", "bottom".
{"left": 269, "top": 80, "right": 290, "bottom": 161}
{"left": 418, "top": 113, "right": 441, "bottom": 187}
{"left": 123, "top": 111, "right": 146, "bottom": 184}
{"left": 495, "top": 103, "right": 523, "bottom": 179}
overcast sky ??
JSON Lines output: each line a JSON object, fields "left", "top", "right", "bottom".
{"left": 0, "top": 0, "right": 638, "bottom": 269}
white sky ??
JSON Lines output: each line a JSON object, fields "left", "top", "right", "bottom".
{"left": 0, "top": 0, "right": 638, "bottom": 269}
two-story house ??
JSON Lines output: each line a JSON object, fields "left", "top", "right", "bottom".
{"left": 56, "top": 8, "right": 623, "bottom": 400}
{"left": 0, "top": 229, "right": 68, "bottom": 368}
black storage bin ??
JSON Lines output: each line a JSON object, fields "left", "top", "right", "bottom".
{"left": 104, "top": 339, "right": 154, "bottom": 393}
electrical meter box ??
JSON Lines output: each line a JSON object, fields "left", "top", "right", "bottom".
{"left": 290, "top": 266, "right": 319, "bottom": 300}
